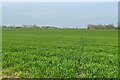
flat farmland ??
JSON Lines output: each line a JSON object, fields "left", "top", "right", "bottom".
{"left": 2, "top": 28, "right": 118, "bottom": 78}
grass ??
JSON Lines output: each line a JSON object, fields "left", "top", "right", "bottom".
{"left": 2, "top": 28, "right": 118, "bottom": 78}
{"left": 0, "top": 28, "right": 2, "bottom": 79}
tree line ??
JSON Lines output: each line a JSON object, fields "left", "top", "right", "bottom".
{"left": 2, "top": 24, "right": 119, "bottom": 29}
{"left": 87, "top": 24, "right": 118, "bottom": 29}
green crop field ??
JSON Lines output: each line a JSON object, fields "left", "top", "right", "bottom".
{"left": 2, "top": 28, "right": 118, "bottom": 78}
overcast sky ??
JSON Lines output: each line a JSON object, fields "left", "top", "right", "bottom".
{"left": 1, "top": 0, "right": 119, "bottom": 2}
{"left": 2, "top": 2, "right": 118, "bottom": 28}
